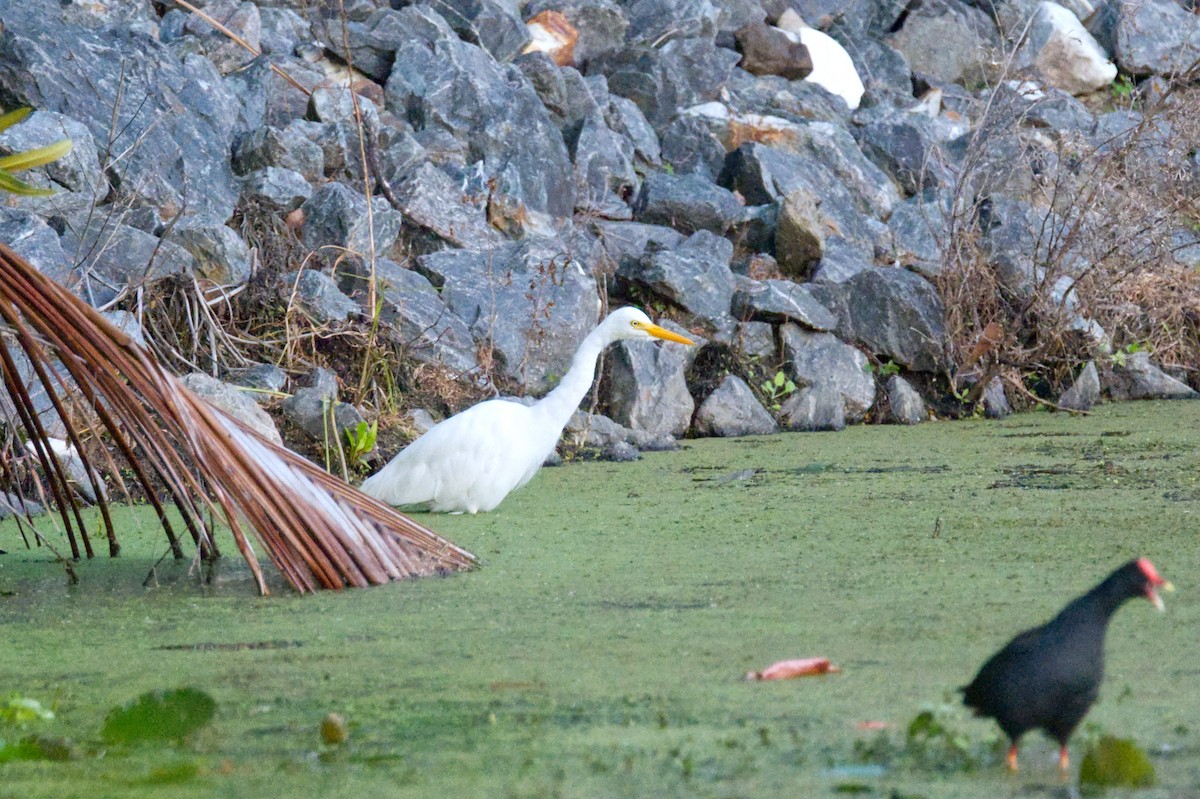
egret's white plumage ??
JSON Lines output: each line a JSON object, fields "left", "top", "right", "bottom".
{"left": 360, "top": 307, "right": 694, "bottom": 513}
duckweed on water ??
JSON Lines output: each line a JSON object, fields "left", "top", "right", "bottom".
{"left": 2, "top": 401, "right": 1200, "bottom": 798}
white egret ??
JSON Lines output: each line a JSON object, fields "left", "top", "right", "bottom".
{"left": 361, "top": 307, "right": 695, "bottom": 513}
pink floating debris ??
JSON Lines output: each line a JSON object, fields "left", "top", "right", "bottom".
{"left": 746, "top": 657, "right": 840, "bottom": 681}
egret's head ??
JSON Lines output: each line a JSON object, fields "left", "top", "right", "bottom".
{"left": 605, "top": 307, "right": 695, "bottom": 346}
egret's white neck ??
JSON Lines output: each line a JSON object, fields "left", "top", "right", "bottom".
{"left": 533, "top": 323, "right": 612, "bottom": 430}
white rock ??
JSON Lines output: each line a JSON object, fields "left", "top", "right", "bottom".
{"left": 1018, "top": 1, "right": 1117, "bottom": 95}
{"left": 774, "top": 13, "right": 864, "bottom": 111}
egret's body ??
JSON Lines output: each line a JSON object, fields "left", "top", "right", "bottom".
{"left": 361, "top": 308, "right": 693, "bottom": 513}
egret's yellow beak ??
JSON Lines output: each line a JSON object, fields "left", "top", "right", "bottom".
{"left": 645, "top": 324, "right": 694, "bottom": 345}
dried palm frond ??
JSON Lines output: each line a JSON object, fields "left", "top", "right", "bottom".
{"left": 0, "top": 242, "right": 474, "bottom": 593}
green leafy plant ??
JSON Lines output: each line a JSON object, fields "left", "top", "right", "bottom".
{"left": 1110, "top": 341, "right": 1146, "bottom": 368}
{"left": 1110, "top": 74, "right": 1134, "bottom": 100}
{"left": 345, "top": 420, "right": 378, "bottom": 466}
{"left": 865, "top": 360, "right": 901, "bottom": 379}
{"left": 0, "top": 107, "right": 73, "bottom": 196}
{"left": 760, "top": 370, "right": 797, "bottom": 410}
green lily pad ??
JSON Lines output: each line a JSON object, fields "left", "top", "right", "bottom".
{"left": 101, "top": 688, "right": 216, "bottom": 745}
{"left": 1079, "top": 736, "right": 1156, "bottom": 789}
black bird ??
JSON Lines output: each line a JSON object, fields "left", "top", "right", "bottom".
{"left": 961, "top": 557, "right": 1171, "bottom": 774}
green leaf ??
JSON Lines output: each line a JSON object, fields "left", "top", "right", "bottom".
{"left": 773, "top": 371, "right": 787, "bottom": 388}
{"left": 101, "top": 688, "right": 216, "bottom": 745}
{"left": 0, "top": 139, "right": 73, "bottom": 172}
{"left": 0, "top": 170, "right": 55, "bottom": 196}
{"left": 0, "top": 107, "right": 32, "bottom": 134}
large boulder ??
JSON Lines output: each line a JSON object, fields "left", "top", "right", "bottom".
{"left": 810, "top": 267, "right": 948, "bottom": 373}
{"left": 694, "top": 374, "right": 778, "bottom": 437}
{"left": 606, "top": 324, "right": 695, "bottom": 437}
{"left": 781, "top": 325, "right": 876, "bottom": 422}
{"left": 417, "top": 239, "right": 601, "bottom": 393}
{"left": 1015, "top": 1, "right": 1117, "bottom": 95}
{"left": 0, "top": 5, "right": 239, "bottom": 225}
{"left": 384, "top": 6, "right": 575, "bottom": 219}
{"left": 618, "top": 230, "right": 736, "bottom": 331}
{"left": 1112, "top": 0, "right": 1200, "bottom": 78}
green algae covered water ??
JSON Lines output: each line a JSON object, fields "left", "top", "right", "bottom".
{"left": 2, "top": 400, "right": 1199, "bottom": 798}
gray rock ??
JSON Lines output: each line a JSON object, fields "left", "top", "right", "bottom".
{"left": 174, "top": 223, "right": 252, "bottom": 285}
{"left": 0, "top": 7, "right": 239, "bottom": 225}
{"left": 844, "top": 35, "right": 914, "bottom": 106}
{"left": 978, "top": 196, "right": 1042, "bottom": 296}
{"left": 341, "top": 259, "right": 481, "bottom": 378}
{"left": 1058, "top": 360, "right": 1100, "bottom": 411}
{"left": 607, "top": 332, "right": 695, "bottom": 437}
{"left": 735, "top": 21, "right": 813, "bottom": 79}
{"left": 59, "top": 219, "right": 197, "bottom": 308}
{"left": 781, "top": 324, "right": 875, "bottom": 421}
{"left": 259, "top": 6, "right": 311, "bottom": 56}
{"left": 564, "top": 410, "right": 674, "bottom": 452}
{"left": 732, "top": 278, "right": 838, "bottom": 331}
{"left": 392, "top": 162, "right": 503, "bottom": 251}
{"left": 229, "top": 123, "right": 321, "bottom": 179}
{"left": 283, "top": 269, "right": 360, "bottom": 325}
{"left": 524, "top": 0, "right": 630, "bottom": 64}
{"left": 0, "top": 209, "right": 74, "bottom": 287}
{"left": 435, "top": 0, "right": 531, "bottom": 63}
{"left": 592, "top": 220, "right": 685, "bottom": 276}
{"left": 811, "top": 237, "right": 876, "bottom": 284}
{"left": 314, "top": 7, "right": 406, "bottom": 82}
{"left": 733, "top": 321, "right": 776, "bottom": 360}
{"left": 223, "top": 55, "right": 324, "bottom": 133}
{"left": 625, "top": 0, "right": 720, "bottom": 46}
{"left": 887, "top": 191, "right": 948, "bottom": 277}
{"left": 1, "top": 491, "right": 45, "bottom": 519}
{"left": 885, "top": 0, "right": 998, "bottom": 85}
{"left": 620, "top": 230, "right": 736, "bottom": 330}
{"left": 571, "top": 113, "right": 640, "bottom": 213}
{"left": 779, "top": 382, "right": 846, "bottom": 431}
{"left": 633, "top": 172, "right": 741, "bottom": 235}
{"left": 181, "top": 0, "right": 261, "bottom": 74}
{"left": 238, "top": 167, "right": 313, "bottom": 212}
{"left": 658, "top": 114, "right": 727, "bottom": 180}
{"left": 982, "top": 376, "right": 1011, "bottom": 419}
{"left": 1015, "top": 1, "right": 1116, "bottom": 94}
{"left": 520, "top": 55, "right": 598, "bottom": 132}
{"left": 227, "top": 363, "right": 288, "bottom": 395}
{"left": 769, "top": 120, "right": 900, "bottom": 221}
{"left": 695, "top": 374, "right": 778, "bottom": 437}
{"left": 384, "top": 6, "right": 575, "bottom": 219}
{"left": 775, "top": 187, "right": 825, "bottom": 277}
{"left": 605, "top": 95, "right": 662, "bottom": 169}
{"left": 886, "top": 374, "right": 925, "bottom": 424}
{"left": 0, "top": 111, "right": 105, "bottom": 199}
{"left": 181, "top": 372, "right": 283, "bottom": 445}
{"left": 1113, "top": 0, "right": 1200, "bottom": 78}
{"left": 306, "top": 85, "right": 381, "bottom": 130}
{"left": 810, "top": 267, "right": 948, "bottom": 372}
{"left": 1107, "top": 351, "right": 1199, "bottom": 401}
{"left": 100, "top": 310, "right": 147, "bottom": 348}
{"left": 407, "top": 408, "right": 439, "bottom": 437}
{"left": 300, "top": 183, "right": 402, "bottom": 262}
{"left": 417, "top": 239, "right": 600, "bottom": 392}
{"left": 588, "top": 39, "right": 742, "bottom": 129}
{"left": 720, "top": 143, "right": 878, "bottom": 266}
{"left": 859, "top": 113, "right": 954, "bottom": 196}
{"left": 280, "top": 367, "right": 365, "bottom": 444}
